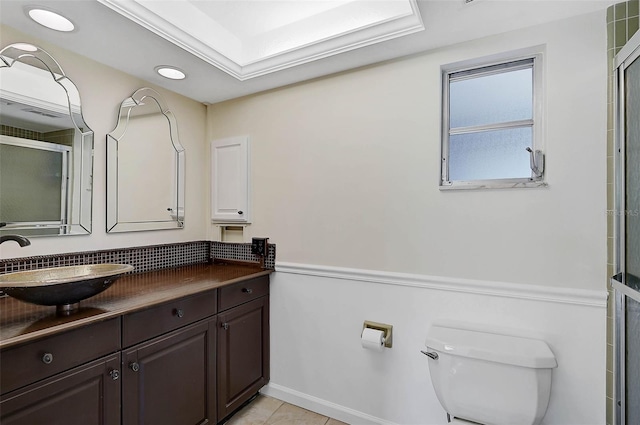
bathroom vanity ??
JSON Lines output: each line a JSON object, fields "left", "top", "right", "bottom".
{"left": 0, "top": 262, "right": 270, "bottom": 425}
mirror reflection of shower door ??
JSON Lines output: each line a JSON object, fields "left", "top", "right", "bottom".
{"left": 614, "top": 33, "right": 640, "bottom": 425}
{"left": 0, "top": 136, "right": 70, "bottom": 236}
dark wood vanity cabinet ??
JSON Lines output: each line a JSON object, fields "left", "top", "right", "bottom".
{"left": 0, "top": 272, "right": 270, "bottom": 425}
{"left": 0, "top": 319, "right": 121, "bottom": 425}
{"left": 217, "top": 295, "right": 269, "bottom": 421}
{"left": 0, "top": 354, "right": 121, "bottom": 425}
{"left": 122, "top": 319, "right": 216, "bottom": 425}
{"left": 120, "top": 290, "right": 218, "bottom": 425}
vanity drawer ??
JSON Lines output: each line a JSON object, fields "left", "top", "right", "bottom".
{"left": 122, "top": 290, "right": 217, "bottom": 348}
{"left": 218, "top": 276, "right": 269, "bottom": 312}
{"left": 0, "top": 318, "right": 121, "bottom": 394}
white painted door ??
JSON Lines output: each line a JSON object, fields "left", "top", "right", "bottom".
{"left": 211, "top": 136, "right": 249, "bottom": 222}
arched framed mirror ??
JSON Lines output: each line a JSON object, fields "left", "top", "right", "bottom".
{"left": 0, "top": 43, "right": 94, "bottom": 236}
{"left": 106, "top": 87, "right": 185, "bottom": 232}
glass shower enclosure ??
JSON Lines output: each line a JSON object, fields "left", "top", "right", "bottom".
{"left": 613, "top": 29, "right": 640, "bottom": 425}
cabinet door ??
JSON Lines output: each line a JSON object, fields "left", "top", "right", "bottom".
{"left": 210, "top": 136, "right": 250, "bottom": 223}
{"left": 217, "top": 296, "right": 269, "bottom": 422}
{"left": 0, "top": 353, "right": 120, "bottom": 425}
{"left": 122, "top": 318, "right": 216, "bottom": 425}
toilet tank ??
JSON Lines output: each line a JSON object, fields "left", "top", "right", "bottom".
{"left": 425, "top": 324, "right": 558, "bottom": 425}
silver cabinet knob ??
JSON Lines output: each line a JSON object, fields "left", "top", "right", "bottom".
{"left": 42, "top": 352, "right": 53, "bottom": 364}
{"left": 110, "top": 369, "right": 120, "bottom": 380}
{"left": 130, "top": 362, "right": 140, "bottom": 372}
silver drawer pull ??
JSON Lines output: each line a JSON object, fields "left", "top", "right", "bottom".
{"left": 174, "top": 308, "right": 184, "bottom": 318}
{"left": 242, "top": 288, "right": 253, "bottom": 294}
{"left": 42, "top": 352, "right": 54, "bottom": 364}
{"left": 421, "top": 350, "right": 439, "bottom": 360}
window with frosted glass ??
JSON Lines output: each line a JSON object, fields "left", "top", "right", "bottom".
{"left": 441, "top": 57, "right": 541, "bottom": 187}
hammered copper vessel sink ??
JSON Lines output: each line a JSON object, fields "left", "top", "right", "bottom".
{"left": 0, "top": 264, "right": 134, "bottom": 314}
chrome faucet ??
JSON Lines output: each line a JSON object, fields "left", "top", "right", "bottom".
{"left": 0, "top": 235, "right": 31, "bottom": 247}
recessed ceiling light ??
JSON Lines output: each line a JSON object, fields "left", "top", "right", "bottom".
{"left": 28, "top": 8, "right": 75, "bottom": 32}
{"left": 12, "top": 43, "right": 38, "bottom": 52}
{"left": 156, "top": 66, "right": 186, "bottom": 80}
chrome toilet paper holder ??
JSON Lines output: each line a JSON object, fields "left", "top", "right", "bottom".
{"left": 363, "top": 320, "right": 393, "bottom": 348}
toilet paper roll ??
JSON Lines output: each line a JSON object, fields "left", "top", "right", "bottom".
{"left": 361, "top": 328, "right": 385, "bottom": 351}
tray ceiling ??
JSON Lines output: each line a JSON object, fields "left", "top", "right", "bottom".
{"left": 97, "top": 0, "right": 424, "bottom": 80}
{"left": 0, "top": 0, "right": 611, "bottom": 104}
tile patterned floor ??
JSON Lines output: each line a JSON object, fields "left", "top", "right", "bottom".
{"left": 225, "top": 394, "right": 349, "bottom": 425}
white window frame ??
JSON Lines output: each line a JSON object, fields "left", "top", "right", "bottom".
{"left": 440, "top": 51, "right": 546, "bottom": 190}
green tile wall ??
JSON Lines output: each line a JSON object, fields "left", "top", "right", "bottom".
{"left": 0, "top": 125, "right": 44, "bottom": 141}
{"left": 607, "top": 2, "right": 639, "bottom": 424}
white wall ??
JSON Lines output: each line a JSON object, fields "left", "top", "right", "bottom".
{"left": 266, "top": 268, "right": 606, "bottom": 425}
{"left": 0, "top": 25, "right": 208, "bottom": 259}
{"left": 208, "top": 12, "right": 607, "bottom": 292}
{"left": 208, "top": 10, "right": 608, "bottom": 425}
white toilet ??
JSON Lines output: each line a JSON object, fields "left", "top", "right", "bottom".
{"left": 424, "top": 323, "right": 558, "bottom": 425}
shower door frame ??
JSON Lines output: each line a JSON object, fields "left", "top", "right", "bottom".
{"left": 613, "top": 29, "right": 640, "bottom": 425}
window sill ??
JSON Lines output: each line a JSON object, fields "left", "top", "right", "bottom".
{"left": 439, "top": 180, "right": 548, "bottom": 191}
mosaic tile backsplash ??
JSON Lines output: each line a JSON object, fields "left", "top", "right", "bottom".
{"left": 0, "top": 240, "right": 275, "bottom": 293}
{"left": 210, "top": 241, "right": 276, "bottom": 270}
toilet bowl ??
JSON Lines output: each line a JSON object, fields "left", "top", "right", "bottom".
{"left": 424, "top": 324, "right": 557, "bottom": 425}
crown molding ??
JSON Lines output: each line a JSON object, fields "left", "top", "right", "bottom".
{"left": 97, "top": 0, "right": 424, "bottom": 81}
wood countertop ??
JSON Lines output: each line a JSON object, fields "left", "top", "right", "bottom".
{"left": 0, "top": 262, "right": 271, "bottom": 350}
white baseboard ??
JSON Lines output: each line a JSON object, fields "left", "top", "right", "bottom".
{"left": 261, "top": 383, "right": 400, "bottom": 425}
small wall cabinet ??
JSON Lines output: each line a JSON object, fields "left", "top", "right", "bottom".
{"left": 0, "top": 275, "right": 270, "bottom": 425}
{"left": 211, "top": 136, "right": 250, "bottom": 223}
